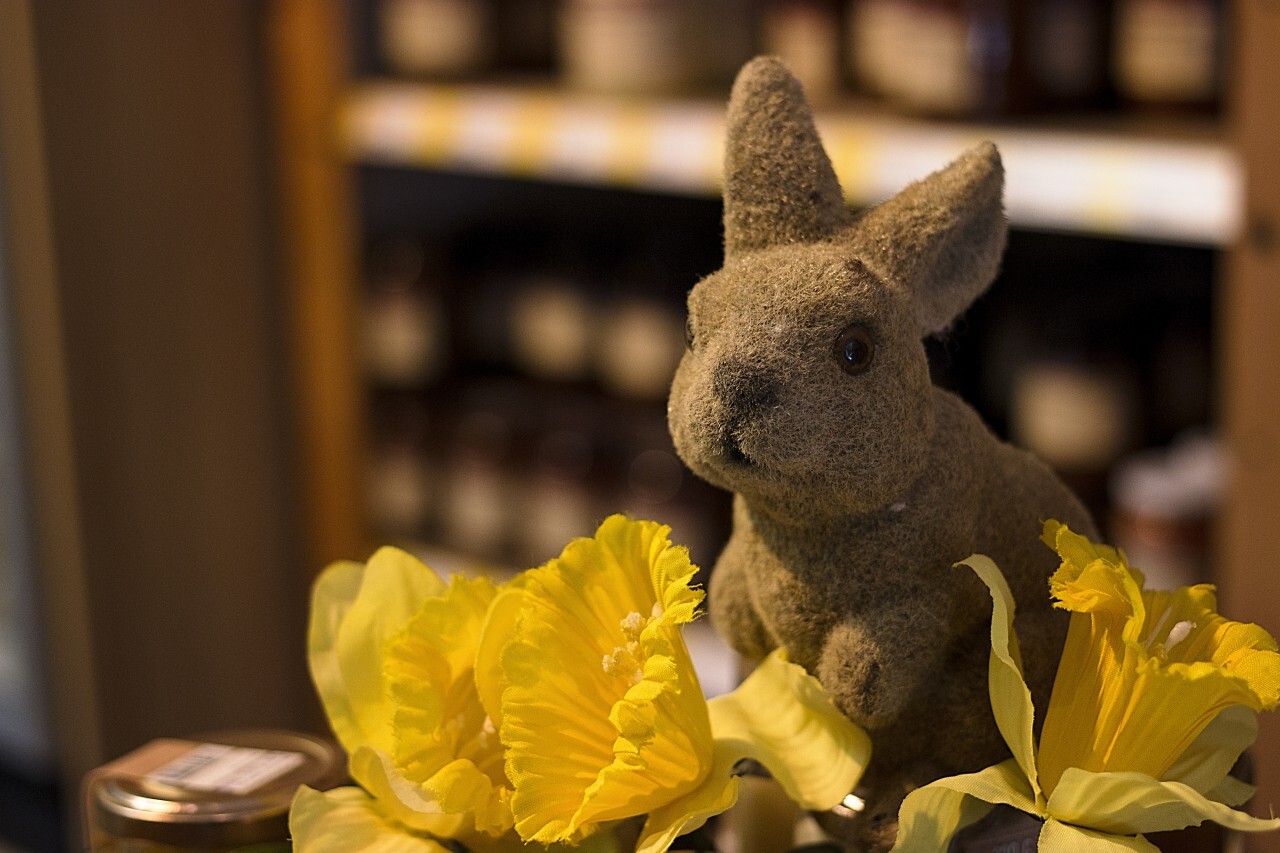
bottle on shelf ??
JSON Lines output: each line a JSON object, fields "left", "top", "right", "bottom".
{"left": 1026, "top": 0, "right": 1114, "bottom": 111}
{"left": 376, "top": 0, "right": 495, "bottom": 78}
{"left": 508, "top": 276, "right": 596, "bottom": 384}
{"left": 847, "top": 0, "right": 995, "bottom": 116}
{"left": 1109, "top": 431, "right": 1222, "bottom": 590}
{"left": 595, "top": 295, "right": 685, "bottom": 401}
{"left": 763, "top": 0, "right": 845, "bottom": 104}
{"left": 361, "top": 235, "right": 449, "bottom": 387}
{"left": 517, "top": 402, "right": 602, "bottom": 566}
{"left": 613, "top": 412, "right": 731, "bottom": 571}
{"left": 1112, "top": 0, "right": 1222, "bottom": 112}
{"left": 557, "top": 0, "right": 704, "bottom": 95}
{"left": 364, "top": 393, "right": 440, "bottom": 540}
{"left": 847, "top": 0, "right": 1048, "bottom": 117}
{"left": 439, "top": 384, "right": 523, "bottom": 565}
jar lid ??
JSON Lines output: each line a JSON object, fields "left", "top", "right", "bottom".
{"left": 92, "top": 729, "right": 345, "bottom": 848}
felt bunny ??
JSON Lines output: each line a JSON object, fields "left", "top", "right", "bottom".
{"left": 666, "top": 57, "right": 1098, "bottom": 850}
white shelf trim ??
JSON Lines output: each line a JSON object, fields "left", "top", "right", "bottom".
{"left": 341, "top": 81, "right": 1241, "bottom": 245}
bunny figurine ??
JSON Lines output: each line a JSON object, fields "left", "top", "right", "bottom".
{"left": 667, "top": 57, "right": 1098, "bottom": 850}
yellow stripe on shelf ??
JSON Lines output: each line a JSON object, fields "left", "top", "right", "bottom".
{"left": 339, "top": 81, "right": 1240, "bottom": 245}
{"left": 607, "top": 102, "right": 656, "bottom": 187}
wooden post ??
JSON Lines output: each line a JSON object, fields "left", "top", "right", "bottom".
{"left": 1221, "top": 0, "right": 1280, "bottom": 843}
{"left": 265, "top": 0, "right": 368, "bottom": 574}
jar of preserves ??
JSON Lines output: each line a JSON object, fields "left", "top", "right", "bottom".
{"left": 85, "top": 729, "right": 345, "bottom": 852}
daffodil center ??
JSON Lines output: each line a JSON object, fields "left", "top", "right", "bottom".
{"left": 602, "top": 611, "right": 655, "bottom": 686}
{"left": 1145, "top": 607, "right": 1197, "bottom": 659}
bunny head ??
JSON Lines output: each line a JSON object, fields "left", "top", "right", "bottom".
{"left": 668, "top": 57, "right": 1008, "bottom": 522}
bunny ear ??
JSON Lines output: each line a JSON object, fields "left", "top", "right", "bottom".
{"left": 854, "top": 142, "right": 1008, "bottom": 335}
{"left": 722, "top": 57, "right": 852, "bottom": 257}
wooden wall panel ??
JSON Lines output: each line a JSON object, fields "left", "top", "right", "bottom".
{"left": 26, "top": 0, "right": 314, "bottom": 772}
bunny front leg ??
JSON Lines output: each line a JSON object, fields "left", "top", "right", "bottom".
{"left": 813, "top": 605, "right": 953, "bottom": 729}
{"left": 708, "top": 543, "right": 776, "bottom": 663}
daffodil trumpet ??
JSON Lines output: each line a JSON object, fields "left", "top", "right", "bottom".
{"left": 291, "top": 516, "right": 870, "bottom": 853}
{"left": 893, "top": 520, "right": 1280, "bottom": 852}
{"left": 476, "top": 515, "right": 870, "bottom": 853}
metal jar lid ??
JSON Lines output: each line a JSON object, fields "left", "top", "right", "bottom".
{"left": 92, "top": 728, "right": 345, "bottom": 849}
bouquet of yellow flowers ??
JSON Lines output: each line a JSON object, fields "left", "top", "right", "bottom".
{"left": 289, "top": 516, "right": 870, "bottom": 853}
{"left": 290, "top": 512, "right": 1280, "bottom": 852}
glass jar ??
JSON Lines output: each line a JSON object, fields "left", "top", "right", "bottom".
{"left": 86, "top": 729, "right": 345, "bottom": 852}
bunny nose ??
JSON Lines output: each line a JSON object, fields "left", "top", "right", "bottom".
{"left": 713, "top": 363, "right": 779, "bottom": 417}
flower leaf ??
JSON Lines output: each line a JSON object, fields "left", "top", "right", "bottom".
{"left": 706, "top": 649, "right": 869, "bottom": 810}
{"left": 1037, "top": 818, "right": 1157, "bottom": 852}
{"left": 958, "top": 555, "right": 1041, "bottom": 801}
{"left": 890, "top": 759, "right": 1036, "bottom": 852}
{"left": 1047, "top": 767, "right": 1280, "bottom": 837}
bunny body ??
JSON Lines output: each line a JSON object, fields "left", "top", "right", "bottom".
{"left": 667, "top": 58, "right": 1097, "bottom": 849}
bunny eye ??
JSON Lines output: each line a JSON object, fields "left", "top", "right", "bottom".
{"left": 684, "top": 316, "right": 696, "bottom": 352}
{"left": 834, "top": 323, "right": 875, "bottom": 375}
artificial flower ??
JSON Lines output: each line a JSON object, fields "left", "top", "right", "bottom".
{"left": 477, "top": 515, "right": 870, "bottom": 853}
{"left": 893, "top": 520, "right": 1280, "bottom": 852}
{"left": 303, "top": 546, "right": 513, "bottom": 843}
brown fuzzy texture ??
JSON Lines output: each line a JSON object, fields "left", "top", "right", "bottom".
{"left": 667, "top": 57, "right": 1097, "bottom": 851}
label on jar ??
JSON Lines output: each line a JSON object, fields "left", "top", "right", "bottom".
{"left": 146, "top": 743, "right": 307, "bottom": 795}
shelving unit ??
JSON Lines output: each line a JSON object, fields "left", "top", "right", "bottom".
{"left": 343, "top": 79, "right": 1241, "bottom": 244}
{"left": 270, "top": 2, "right": 1280, "bottom": 844}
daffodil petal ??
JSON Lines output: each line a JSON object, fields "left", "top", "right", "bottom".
{"left": 289, "top": 785, "right": 451, "bottom": 853}
{"left": 1048, "top": 767, "right": 1280, "bottom": 837}
{"left": 1037, "top": 817, "right": 1157, "bottom": 853}
{"left": 308, "top": 561, "right": 367, "bottom": 755}
{"left": 635, "top": 741, "right": 741, "bottom": 853}
{"left": 959, "top": 555, "right": 1041, "bottom": 800}
{"left": 349, "top": 745, "right": 468, "bottom": 838}
{"left": 890, "top": 759, "right": 1038, "bottom": 852}
{"left": 475, "top": 588, "right": 527, "bottom": 728}
{"left": 1163, "top": 705, "right": 1257, "bottom": 795}
{"left": 706, "top": 649, "right": 869, "bottom": 809}
{"left": 319, "top": 548, "right": 446, "bottom": 755}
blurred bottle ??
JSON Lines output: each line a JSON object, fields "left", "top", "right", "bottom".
{"left": 361, "top": 236, "right": 449, "bottom": 387}
{"left": 1112, "top": 0, "right": 1222, "bottom": 111}
{"left": 558, "top": 0, "right": 702, "bottom": 95}
{"left": 1110, "top": 432, "right": 1222, "bottom": 589}
{"left": 595, "top": 296, "right": 685, "bottom": 401}
{"left": 518, "top": 405, "right": 601, "bottom": 565}
{"left": 364, "top": 396, "right": 440, "bottom": 540}
{"left": 1009, "top": 358, "right": 1138, "bottom": 519}
{"left": 1026, "top": 0, "right": 1113, "bottom": 111}
{"left": 847, "top": 0, "right": 1033, "bottom": 117}
{"left": 763, "top": 0, "right": 845, "bottom": 104}
{"left": 509, "top": 276, "right": 596, "bottom": 383}
{"left": 377, "top": 0, "right": 494, "bottom": 78}
{"left": 614, "top": 413, "right": 729, "bottom": 570}
{"left": 439, "top": 385, "right": 521, "bottom": 563}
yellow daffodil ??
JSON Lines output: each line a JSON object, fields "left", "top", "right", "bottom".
{"left": 477, "top": 515, "right": 870, "bottom": 853}
{"left": 893, "top": 521, "right": 1280, "bottom": 852}
{"left": 301, "top": 546, "right": 514, "bottom": 843}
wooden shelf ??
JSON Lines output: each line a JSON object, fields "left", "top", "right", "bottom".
{"left": 341, "top": 80, "right": 1240, "bottom": 246}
